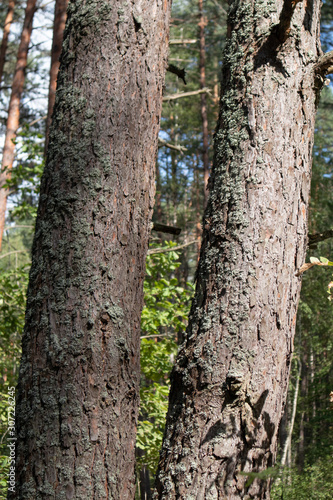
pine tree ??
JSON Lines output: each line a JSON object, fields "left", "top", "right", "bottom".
{"left": 155, "top": 1, "right": 333, "bottom": 497}
{"left": 10, "top": 1, "right": 172, "bottom": 498}
{"left": 0, "top": 0, "right": 37, "bottom": 250}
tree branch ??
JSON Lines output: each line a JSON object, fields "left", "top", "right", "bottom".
{"left": 169, "top": 39, "right": 197, "bottom": 45}
{"left": 167, "top": 64, "right": 187, "bottom": 85}
{"left": 308, "top": 228, "right": 333, "bottom": 247}
{"left": 0, "top": 250, "right": 29, "bottom": 260}
{"left": 4, "top": 225, "right": 35, "bottom": 231}
{"left": 163, "top": 87, "right": 211, "bottom": 102}
{"left": 151, "top": 223, "right": 182, "bottom": 235}
{"left": 147, "top": 240, "right": 197, "bottom": 255}
{"left": 314, "top": 51, "right": 333, "bottom": 76}
{"left": 140, "top": 332, "right": 175, "bottom": 340}
{"left": 158, "top": 137, "right": 187, "bottom": 153}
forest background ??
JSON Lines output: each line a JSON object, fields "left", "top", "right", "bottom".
{"left": 0, "top": 0, "right": 332, "bottom": 498}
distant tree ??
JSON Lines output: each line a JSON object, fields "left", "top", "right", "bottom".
{"left": 0, "top": 0, "right": 37, "bottom": 250}
{"left": 44, "top": 0, "right": 68, "bottom": 155}
{"left": 198, "top": 0, "right": 209, "bottom": 207}
{"left": 10, "top": 1, "right": 171, "bottom": 498}
{"left": 155, "top": 1, "right": 333, "bottom": 498}
{"left": 0, "top": 0, "right": 16, "bottom": 88}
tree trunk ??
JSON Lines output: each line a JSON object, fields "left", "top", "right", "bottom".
{"left": 136, "top": 447, "right": 152, "bottom": 500}
{"left": 280, "top": 359, "right": 301, "bottom": 467}
{"left": 11, "top": 1, "right": 171, "bottom": 499}
{"left": 297, "top": 344, "right": 308, "bottom": 471}
{"left": 44, "top": 0, "right": 68, "bottom": 156}
{"left": 0, "top": 0, "right": 16, "bottom": 88}
{"left": 195, "top": 153, "right": 202, "bottom": 255}
{"left": 155, "top": 1, "right": 329, "bottom": 498}
{"left": 198, "top": 0, "right": 210, "bottom": 207}
{"left": 0, "top": 0, "right": 37, "bottom": 251}
{"left": 155, "top": 161, "right": 163, "bottom": 222}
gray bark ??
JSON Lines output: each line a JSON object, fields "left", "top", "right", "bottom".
{"left": 11, "top": 1, "right": 171, "bottom": 498}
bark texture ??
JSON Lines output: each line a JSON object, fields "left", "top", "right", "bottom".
{"left": 44, "top": 0, "right": 69, "bottom": 156}
{"left": 155, "top": 0, "right": 323, "bottom": 498}
{"left": 0, "top": 0, "right": 37, "bottom": 250}
{"left": 0, "top": 0, "right": 16, "bottom": 87}
{"left": 11, "top": 1, "right": 171, "bottom": 499}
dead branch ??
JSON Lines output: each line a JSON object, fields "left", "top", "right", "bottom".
{"left": 308, "top": 228, "right": 333, "bottom": 247}
{"left": 158, "top": 137, "right": 187, "bottom": 153}
{"left": 314, "top": 51, "right": 333, "bottom": 76}
{"left": 147, "top": 240, "right": 197, "bottom": 255}
{"left": 163, "top": 87, "right": 211, "bottom": 102}
{"left": 151, "top": 223, "right": 181, "bottom": 235}
{"left": 167, "top": 64, "right": 187, "bottom": 85}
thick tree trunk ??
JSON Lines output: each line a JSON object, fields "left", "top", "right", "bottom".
{"left": 11, "top": 1, "right": 171, "bottom": 499}
{"left": 0, "top": 0, "right": 16, "bottom": 88}
{"left": 0, "top": 0, "right": 37, "bottom": 251}
{"left": 44, "top": 0, "right": 68, "bottom": 156}
{"left": 155, "top": 1, "right": 328, "bottom": 498}
{"left": 198, "top": 0, "right": 210, "bottom": 207}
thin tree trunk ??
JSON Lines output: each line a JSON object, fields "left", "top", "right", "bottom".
{"left": 297, "top": 411, "right": 305, "bottom": 471}
{"left": 44, "top": 0, "right": 68, "bottom": 156}
{"left": 155, "top": 161, "right": 163, "bottom": 222}
{"left": 297, "top": 345, "right": 308, "bottom": 471}
{"left": 155, "top": 1, "right": 328, "bottom": 498}
{"left": 136, "top": 447, "right": 152, "bottom": 500}
{"left": 309, "top": 346, "right": 316, "bottom": 445}
{"left": 170, "top": 115, "right": 179, "bottom": 226}
{"left": 280, "top": 360, "right": 301, "bottom": 467}
{"left": 0, "top": 0, "right": 15, "bottom": 88}
{"left": 198, "top": 0, "right": 210, "bottom": 208}
{"left": 195, "top": 153, "right": 202, "bottom": 255}
{"left": 0, "top": 0, "right": 37, "bottom": 251}
{"left": 11, "top": 1, "right": 171, "bottom": 498}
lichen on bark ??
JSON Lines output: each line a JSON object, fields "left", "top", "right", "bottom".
{"left": 155, "top": 1, "right": 323, "bottom": 498}
{"left": 11, "top": 1, "right": 172, "bottom": 499}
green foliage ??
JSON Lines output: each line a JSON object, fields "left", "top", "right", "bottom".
{"left": 0, "top": 456, "right": 9, "bottom": 500}
{"left": 271, "top": 457, "right": 333, "bottom": 499}
{"left": 4, "top": 124, "right": 44, "bottom": 221}
{"left": 142, "top": 243, "right": 193, "bottom": 337}
{"left": 0, "top": 266, "right": 29, "bottom": 346}
{"left": 137, "top": 242, "right": 194, "bottom": 477}
{"left": 239, "top": 467, "right": 280, "bottom": 488}
{"left": 0, "top": 265, "right": 28, "bottom": 498}
{"left": 0, "top": 122, "right": 40, "bottom": 498}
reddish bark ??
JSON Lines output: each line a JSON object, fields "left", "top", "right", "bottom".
{"left": 198, "top": 0, "right": 210, "bottom": 208}
{"left": 44, "top": 0, "right": 68, "bottom": 156}
{"left": 0, "top": 0, "right": 37, "bottom": 250}
{"left": 0, "top": 0, "right": 16, "bottom": 88}
{"left": 11, "top": 1, "right": 172, "bottom": 498}
{"left": 155, "top": 0, "right": 325, "bottom": 497}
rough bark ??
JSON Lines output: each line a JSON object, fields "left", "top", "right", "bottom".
{"left": 11, "top": 1, "right": 171, "bottom": 499}
{"left": 44, "top": 0, "right": 69, "bottom": 156}
{"left": 0, "top": 0, "right": 37, "bottom": 251}
{"left": 0, "top": 0, "right": 16, "bottom": 88}
{"left": 155, "top": 0, "right": 324, "bottom": 498}
{"left": 198, "top": 0, "right": 210, "bottom": 207}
